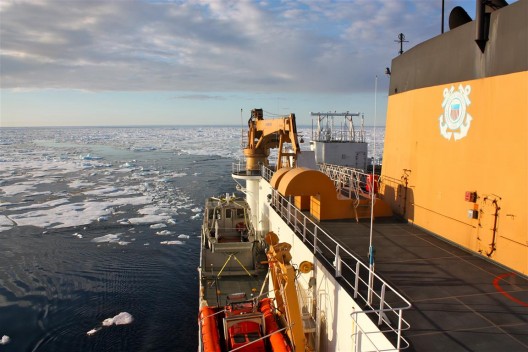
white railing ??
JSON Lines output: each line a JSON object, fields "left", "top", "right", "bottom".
{"left": 232, "top": 160, "right": 246, "bottom": 175}
{"left": 262, "top": 165, "right": 274, "bottom": 182}
{"left": 319, "top": 163, "right": 379, "bottom": 200}
{"left": 263, "top": 166, "right": 411, "bottom": 351}
{"left": 314, "top": 129, "right": 366, "bottom": 143}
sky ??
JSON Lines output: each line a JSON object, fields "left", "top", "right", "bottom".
{"left": 0, "top": 0, "right": 486, "bottom": 127}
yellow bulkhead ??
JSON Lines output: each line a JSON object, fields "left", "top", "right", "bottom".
{"left": 381, "top": 71, "right": 528, "bottom": 275}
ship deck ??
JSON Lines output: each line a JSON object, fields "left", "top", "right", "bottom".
{"left": 317, "top": 218, "right": 528, "bottom": 351}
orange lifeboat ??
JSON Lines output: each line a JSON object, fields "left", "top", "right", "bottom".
{"left": 259, "top": 298, "right": 292, "bottom": 352}
{"left": 199, "top": 306, "right": 221, "bottom": 352}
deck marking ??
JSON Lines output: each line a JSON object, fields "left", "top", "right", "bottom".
{"left": 493, "top": 273, "right": 528, "bottom": 307}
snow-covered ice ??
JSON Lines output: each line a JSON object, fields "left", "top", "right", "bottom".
{"left": 160, "top": 240, "right": 184, "bottom": 245}
{"left": 150, "top": 223, "right": 167, "bottom": 229}
{"left": 0, "top": 335, "right": 10, "bottom": 345}
{"left": 91, "top": 234, "right": 122, "bottom": 243}
{"left": 87, "top": 312, "right": 133, "bottom": 336}
{"left": 102, "top": 312, "right": 134, "bottom": 326}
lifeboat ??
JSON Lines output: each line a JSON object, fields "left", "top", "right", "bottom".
{"left": 259, "top": 298, "right": 292, "bottom": 352}
{"left": 199, "top": 306, "right": 221, "bottom": 352}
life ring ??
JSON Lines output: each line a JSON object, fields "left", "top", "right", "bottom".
{"left": 236, "top": 222, "right": 247, "bottom": 232}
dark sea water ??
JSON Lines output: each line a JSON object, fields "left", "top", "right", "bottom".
{"left": 0, "top": 127, "right": 241, "bottom": 351}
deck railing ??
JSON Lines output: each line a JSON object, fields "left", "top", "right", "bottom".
{"left": 231, "top": 161, "right": 247, "bottom": 175}
{"left": 262, "top": 164, "right": 411, "bottom": 351}
{"left": 318, "top": 163, "right": 378, "bottom": 199}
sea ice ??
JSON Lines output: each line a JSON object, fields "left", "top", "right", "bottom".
{"left": 80, "top": 154, "right": 103, "bottom": 160}
{"left": 160, "top": 240, "right": 183, "bottom": 245}
{"left": 72, "top": 232, "right": 83, "bottom": 239}
{"left": 0, "top": 335, "right": 9, "bottom": 345}
{"left": 69, "top": 179, "right": 96, "bottom": 189}
{"left": 150, "top": 223, "right": 167, "bottom": 229}
{"left": 91, "top": 234, "right": 122, "bottom": 243}
{"left": 178, "top": 234, "right": 190, "bottom": 239}
{"left": 0, "top": 215, "right": 14, "bottom": 227}
{"left": 102, "top": 312, "right": 134, "bottom": 326}
{"left": 128, "top": 214, "right": 170, "bottom": 225}
{"left": 156, "top": 230, "right": 173, "bottom": 235}
{"left": 10, "top": 198, "right": 70, "bottom": 211}
{"left": 0, "top": 181, "right": 37, "bottom": 196}
{"left": 86, "top": 328, "right": 100, "bottom": 336}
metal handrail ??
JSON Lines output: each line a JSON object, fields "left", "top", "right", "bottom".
{"left": 261, "top": 165, "right": 411, "bottom": 351}
{"left": 319, "top": 163, "right": 379, "bottom": 199}
{"left": 261, "top": 165, "right": 274, "bottom": 182}
{"left": 314, "top": 130, "right": 365, "bottom": 143}
{"left": 351, "top": 309, "right": 410, "bottom": 352}
{"left": 232, "top": 161, "right": 245, "bottom": 175}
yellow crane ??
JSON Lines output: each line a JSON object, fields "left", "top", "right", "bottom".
{"left": 265, "top": 231, "right": 313, "bottom": 352}
{"left": 243, "top": 108, "right": 301, "bottom": 173}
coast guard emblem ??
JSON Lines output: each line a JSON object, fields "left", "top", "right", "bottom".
{"left": 439, "top": 85, "right": 472, "bottom": 140}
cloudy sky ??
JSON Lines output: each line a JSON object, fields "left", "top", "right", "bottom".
{"left": 1, "top": 0, "right": 484, "bottom": 127}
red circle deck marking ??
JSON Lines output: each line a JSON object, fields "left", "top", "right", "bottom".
{"left": 493, "top": 273, "right": 528, "bottom": 307}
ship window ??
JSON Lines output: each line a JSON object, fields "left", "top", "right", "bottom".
{"left": 237, "top": 209, "right": 245, "bottom": 218}
{"left": 233, "top": 334, "right": 246, "bottom": 343}
{"left": 225, "top": 209, "right": 232, "bottom": 218}
{"left": 208, "top": 210, "right": 213, "bottom": 220}
{"left": 247, "top": 332, "right": 260, "bottom": 341}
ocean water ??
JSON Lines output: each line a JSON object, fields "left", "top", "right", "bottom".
{"left": 0, "top": 125, "right": 384, "bottom": 351}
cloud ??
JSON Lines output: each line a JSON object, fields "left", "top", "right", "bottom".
{"left": 173, "top": 94, "right": 225, "bottom": 101}
{"left": 0, "top": 0, "right": 466, "bottom": 94}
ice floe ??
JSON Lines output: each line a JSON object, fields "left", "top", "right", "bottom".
{"left": 0, "top": 215, "right": 15, "bottom": 232}
{"left": 160, "top": 240, "right": 184, "bottom": 245}
{"left": 86, "top": 328, "right": 100, "bottom": 336}
{"left": 0, "top": 335, "right": 10, "bottom": 345}
{"left": 178, "top": 234, "right": 190, "bottom": 239}
{"left": 156, "top": 230, "right": 173, "bottom": 236}
{"left": 87, "top": 312, "right": 134, "bottom": 336}
{"left": 150, "top": 223, "right": 167, "bottom": 229}
{"left": 128, "top": 214, "right": 170, "bottom": 225}
{"left": 102, "top": 312, "right": 134, "bottom": 326}
{"left": 68, "top": 179, "right": 96, "bottom": 189}
{"left": 91, "top": 234, "right": 123, "bottom": 243}
{"left": 80, "top": 154, "right": 103, "bottom": 160}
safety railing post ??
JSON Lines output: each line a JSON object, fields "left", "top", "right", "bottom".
{"left": 294, "top": 208, "right": 298, "bottom": 233}
{"left": 313, "top": 226, "right": 318, "bottom": 255}
{"left": 335, "top": 245, "right": 342, "bottom": 278}
{"left": 378, "top": 284, "right": 386, "bottom": 326}
{"left": 302, "top": 216, "right": 307, "bottom": 242}
{"left": 397, "top": 309, "right": 403, "bottom": 350}
{"left": 354, "top": 262, "right": 360, "bottom": 298}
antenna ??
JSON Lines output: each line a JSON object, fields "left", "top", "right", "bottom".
{"left": 441, "top": 0, "right": 445, "bottom": 33}
{"left": 395, "top": 33, "right": 408, "bottom": 55}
